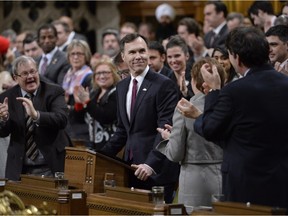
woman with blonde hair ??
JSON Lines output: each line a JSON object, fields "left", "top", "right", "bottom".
{"left": 73, "top": 58, "right": 120, "bottom": 150}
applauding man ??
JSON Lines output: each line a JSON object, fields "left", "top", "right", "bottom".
{"left": 0, "top": 56, "right": 71, "bottom": 180}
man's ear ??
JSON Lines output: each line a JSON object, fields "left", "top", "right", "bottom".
{"left": 121, "top": 52, "right": 125, "bottom": 61}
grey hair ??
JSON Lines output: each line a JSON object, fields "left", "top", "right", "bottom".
{"left": 12, "top": 56, "right": 37, "bottom": 75}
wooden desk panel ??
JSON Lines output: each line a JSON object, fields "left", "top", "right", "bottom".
{"left": 6, "top": 181, "right": 88, "bottom": 215}
{"left": 87, "top": 193, "right": 167, "bottom": 215}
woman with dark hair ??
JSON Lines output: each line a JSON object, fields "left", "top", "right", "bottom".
{"left": 212, "top": 46, "right": 240, "bottom": 84}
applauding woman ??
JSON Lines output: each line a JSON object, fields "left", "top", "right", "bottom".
{"left": 156, "top": 58, "right": 226, "bottom": 207}
{"left": 73, "top": 58, "right": 120, "bottom": 150}
{"left": 62, "top": 39, "right": 93, "bottom": 141}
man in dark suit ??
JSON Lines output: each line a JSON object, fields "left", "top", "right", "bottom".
{"left": 0, "top": 56, "right": 71, "bottom": 181}
{"left": 148, "top": 40, "right": 172, "bottom": 77}
{"left": 177, "top": 27, "right": 288, "bottom": 208}
{"left": 203, "top": 1, "right": 229, "bottom": 50}
{"left": 36, "top": 24, "right": 70, "bottom": 85}
{"left": 101, "top": 33, "right": 180, "bottom": 203}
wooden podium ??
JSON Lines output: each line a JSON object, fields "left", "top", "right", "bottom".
{"left": 64, "top": 147, "right": 133, "bottom": 194}
{"left": 5, "top": 175, "right": 88, "bottom": 215}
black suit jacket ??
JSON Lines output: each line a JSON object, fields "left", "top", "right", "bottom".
{"left": 36, "top": 50, "right": 70, "bottom": 86}
{"left": 204, "top": 24, "right": 229, "bottom": 49}
{"left": 159, "top": 65, "right": 173, "bottom": 77}
{"left": 0, "top": 81, "right": 71, "bottom": 180}
{"left": 194, "top": 64, "right": 288, "bottom": 208}
{"left": 102, "top": 69, "right": 180, "bottom": 187}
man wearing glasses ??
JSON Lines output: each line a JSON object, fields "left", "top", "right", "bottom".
{"left": 0, "top": 55, "right": 71, "bottom": 181}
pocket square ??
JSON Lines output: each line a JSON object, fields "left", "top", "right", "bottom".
{"left": 142, "top": 88, "right": 147, "bottom": 91}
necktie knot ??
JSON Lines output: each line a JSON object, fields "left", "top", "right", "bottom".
{"left": 133, "top": 78, "right": 138, "bottom": 85}
{"left": 25, "top": 93, "right": 34, "bottom": 101}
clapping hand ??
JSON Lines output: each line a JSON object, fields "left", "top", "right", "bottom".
{"left": 73, "top": 86, "right": 90, "bottom": 104}
{"left": 200, "top": 63, "right": 221, "bottom": 91}
{"left": 157, "top": 124, "right": 172, "bottom": 140}
{"left": 275, "top": 61, "right": 288, "bottom": 76}
{"left": 16, "top": 97, "right": 38, "bottom": 120}
{"left": 177, "top": 98, "right": 202, "bottom": 119}
{"left": 0, "top": 97, "right": 9, "bottom": 121}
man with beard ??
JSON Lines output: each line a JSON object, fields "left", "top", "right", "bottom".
{"left": 102, "top": 29, "right": 120, "bottom": 59}
{"left": 36, "top": 24, "right": 70, "bottom": 85}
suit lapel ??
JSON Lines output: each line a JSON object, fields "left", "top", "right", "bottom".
{"left": 119, "top": 78, "right": 130, "bottom": 126}
{"left": 12, "top": 87, "right": 26, "bottom": 130}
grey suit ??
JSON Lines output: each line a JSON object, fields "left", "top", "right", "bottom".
{"left": 156, "top": 93, "right": 222, "bottom": 206}
{"left": 36, "top": 50, "right": 70, "bottom": 86}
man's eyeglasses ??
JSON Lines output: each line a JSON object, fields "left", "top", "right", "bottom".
{"left": 15, "top": 69, "right": 38, "bottom": 78}
{"left": 94, "top": 71, "right": 112, "bottom": 77}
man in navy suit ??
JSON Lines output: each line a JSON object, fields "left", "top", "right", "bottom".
{"left": 177, "top": 27, "right": 288, "bottom": 208}
{"left": 101, "top": 33, "right": 180, "bottom": 203}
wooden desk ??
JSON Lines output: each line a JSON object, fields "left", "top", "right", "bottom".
{"left": 192, "top": 201, "right": 287, "bottom": 215}
{"left": 87, "top": 186, "right": 186, "bottom": 215}
{"left": 6, "top": 175, "right": 88, "bottom": 215}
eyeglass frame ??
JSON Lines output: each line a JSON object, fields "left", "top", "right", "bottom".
{"left": 69, "top": 52, "right": 85, "bottom": 57}
{"left": 14, "top": 69, "right": 38, "bottom": 78}
{"left": 94, "top": 71, "right": 112, "bottom": 77}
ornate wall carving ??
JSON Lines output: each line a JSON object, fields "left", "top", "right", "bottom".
{"left": 0, "top": 1, "right": 120, "bottom": 54}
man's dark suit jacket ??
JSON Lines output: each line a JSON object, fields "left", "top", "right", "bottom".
{"left": 0, "top": 81, "right": 71, "bottom": 180}
{"left": 204, "top": 24, "right": 229, "bottom": 49}
{"left": 194, "top": 64, "right": 288, "bottom": 208}
{"left": 36, "top": 50, "right": 70, "bottom": 86}
{"left": 159, "top": 65, "right": 173, "bottom": 77}
{"left": 102, "top": 69, "right": 180, "bottom": 187}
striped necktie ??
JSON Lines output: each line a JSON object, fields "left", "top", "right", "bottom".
{"left": 25, "top": 93, "right": 39, "bottom": 160}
